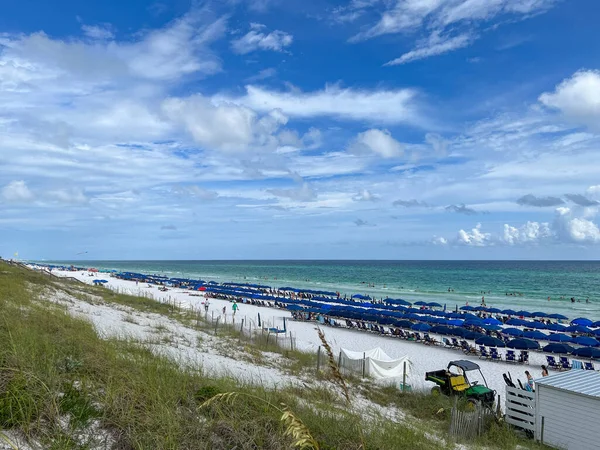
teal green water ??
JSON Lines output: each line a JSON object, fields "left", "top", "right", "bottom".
{"left": 46, "top": 260, "right": 600, "bottom": 320}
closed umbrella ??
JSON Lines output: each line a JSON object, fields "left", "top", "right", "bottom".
{"left": 543, "top": 343, "right": 574, "bottom": 354}
{"left": 571, "top": 317, "right": 593, "bottom": 327}
{"left": 573, "top": 336, "right": 600, "bottom": 347}
{"left": 502, "top": 328, "right": 524, "bottom": 337}
{"left": 507, "top": 338, "right": 540, "bottom": 350}
{"left": 572, "top": 347, "right": 600, "bottom": 359}
{"left": 548, "top": 333, "right": 573, "bottom": 343}
{"left": 523, "top": 330, "right": 548, "bottom": 340}
{"left": 475, "top": 336, "right": 506, "bottom": 347}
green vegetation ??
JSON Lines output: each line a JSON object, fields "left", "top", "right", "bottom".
{"left": 0, "top": 262, "right": 549, "bottom": 449}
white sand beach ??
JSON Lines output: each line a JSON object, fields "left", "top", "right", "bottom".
{"left": 43, "top": 267, "right": 554, "bottom": 400}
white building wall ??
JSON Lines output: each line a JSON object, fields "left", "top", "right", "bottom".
{"left": 536, "top": 385, "right": 600, "bottom": 450}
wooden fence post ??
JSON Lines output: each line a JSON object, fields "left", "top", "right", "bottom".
{"left": 316, "top": 346, "right": 321, "bottom": 373}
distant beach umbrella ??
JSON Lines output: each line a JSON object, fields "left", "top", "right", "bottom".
{"left": 462, "top": 313, "right": 479, "bottom": 320}
{"left": 571, "top": 317, "right": 593, "bottom": 327}
{"left": 594, "top": 329, "right": 600, "bottom": 337}
{"left": 592, "top": 321, "right": 600, "bottom": 328}
{"left": 427, "top": 302, "right": 442, "bottom": 308}
{"left": 474, "top": 306, "right": 487, "bottom": 311}
{"left": 573, "top": 336, "right": 600, "bottom": 347}
{"left": 286, "top": 305, "right": 304, "bottom": 311}
{"left": 548, "top": 333, "right": 573, "bottom": 343}
{"left": 543, "top": 343, "right": 574, "bottom": 354}
{"left": 483, "top": 318, "right": 502, "bottom": 326}
{"left": 531, "top": 311, "right": 548, "bottom": 318}
{"left": 548, "top": 313, "right": 568, "bottom": 320}
{"left": 566, "top": 325, "right": 592, "bottom": 334}
{"left": 411, "top": 323, "right": 431, "bottom": 332}
{"left": 546, "top": 323, "right": 566, "bottom": 331}
{"left": 502, "top": 328, "right": 524, "bottom": 337}
{"left": 523, "top": 330, "right": 548, "bottom": 340}
{"left": 480, "top": 324, "right": 502, "bottom": 331}
{"left": 448, "top": 312, "right": 463, "bottom": 319}
{"left": 460, "top": 305, "right": 475, "bottom": 311}
{"left": 486, "top": 307, "right": 502, "bottom": 313}
{"left": 464, "top": 331, "right": 485, "bottom": 340}
{"left": 449, "top": 328, "right": 467, "bottom": 337}
{"left": 516, "top": 310, "right": 532, "bottom": 317}
{"left": 506, "top": 318, "right": 526, "bottom": 326}
{"left": 414, "top": 301, "right": 428, "bottom": 306}
{"left": 572, "top": 347, "right": 600, "bottom": 359}
{"left": 464, "top": 319, "right": 484, "bottom": 327}
{"left": 395, "top": 320, "right": 413, "bottom": 328}
{"left": 507, "top": 338, "right": 540, "bottom": 350}
{"left": 447, "top": 319, "right": 464, "bottom": 326}
{"left": 475, "top": 336, "right": 505, "bottom": 347}
{"left": 502, "top": 309, "right": 517, "bottom": 315}
{"left": 430, "top": 325, "right": 452, "bottom": 335}
{"left": 528, "top": 321, "right": 548, "bottom": 330}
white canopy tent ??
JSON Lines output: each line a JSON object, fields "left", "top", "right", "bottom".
{"left": 340, "top": 347, "right": 410, "bottom": 383}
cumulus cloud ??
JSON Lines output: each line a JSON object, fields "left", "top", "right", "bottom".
{"left": 539, "top": 70, "right": 600, "bottom": 129}
{"left": 268, "top": 183, "right": 317, "bottom": 202}
{"left": 587, "top": 185, "right": 600, "bottom": 199}
{"left": 564, "top": 194, "right": 599, "bottom": 207}
{"left": 221, "top": 85, "right": 420, "bottom": 124}
{"left": 432, "top": 236, "right": 448, "bottom": 245}
{"left": 503, "top": 221, "right": 552, "bottom": 245}
{"left": 554, "top": 207, "right": 600, "bottom": 244}
{"left": 445, "top": 204, "right": 479, "bottom": 215}
{"left": 516, "top": 194, "right": 564, "bottom": 207}
{"left": 393, "top": 199, "right": 429, "bottom": 208}
{"left": 231, "top": 23, "right": 293, "bottom": 54}
{"left": 1, "top": 181, "right": 34, "bottom": 203}
{"left": 350, "top": 129, "right": 403, "bottom": 158}
{"left": 456, "top": 223, "right": 490, "bottom": 246}
{"left": 353, "top": 189, "right": 378, "bottom": 201}
{"left": 163, "top": 95, "right": 288, "bottom": 152}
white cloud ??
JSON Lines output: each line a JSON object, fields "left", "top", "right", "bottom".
{"left": 81, "top": 24, "right": 114, "bottom": 40}
{"left": 587, "top": 185, "right": 600, "bottom": 199}
{"left": 350, "top": 129, "right": 403, "bottom": 158}
{"left": 1, "top": 180, "right": 34, "bottom": 202}
{"left": 432, "top": 236, "right": 448, "bottom": 245}
{"left": 162, "top": 95, "right": 288, "bottom": 152}
{"left": 456, "top": 223, "right": 490, "bottom": 246}
{"left": 385, "top": 31, "right": 473, "bottom": 65}
{"left": 45, "top": 188, "right": 88, "bottom": 204}
{"left": 554, "top": 207, "right": 600, "bottom": 244}
{"left": 349, "top": 0, "right": 556, "bottom": 63}
{"left": 221, "top": 84, "right": 421, "bottom": 124}
{"left": 502, "top": 221, "right": 551, "bottom": 245}
{"left": 539, "top": 70, "right": 600, "bottom": 129}
{"left": 231, "top": 24, "right": 293, "bottom": 54}
{"left": 268, "top": 183, "right": 317, "bottom": 202}
{"left": 353, "top": 189, "right": 379, "bottom": 201}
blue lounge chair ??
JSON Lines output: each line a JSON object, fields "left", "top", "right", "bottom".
{"left": 559, "top": 356, "right": 571, "bottom": 370}
{"left": 479, "top": 346, "right": 491, "bottom": 359}
{"left": 443, "top": 338, "right": 453, "bottom": 348}
{"left": 584, "top": 361, "right": 595, "bottom": 370}
{"left": 519, "top": 351, "right": 529, "bottom": 364}
{"left": 571, "top": 360, "right": 584, "bottom": 370}
{"left": 506, "top": 350, "right": 517, "bottom": 363}
{"left": 546, "top": 355, "right": 561, "bottom": 370}
{"left": 490, "top": 347, "right": 503, "bottom": 361}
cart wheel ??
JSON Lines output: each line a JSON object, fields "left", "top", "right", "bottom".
{"left": 431, "top": 386, "right": 441, "bottom": 396}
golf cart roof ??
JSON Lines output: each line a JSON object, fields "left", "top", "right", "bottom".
{"left": 448, "top": 360, "right": 481, "bottom": 372}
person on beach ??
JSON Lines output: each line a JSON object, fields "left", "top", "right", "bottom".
{"left": 222, "top": 306, "right": 226, "bottom": 315}
{"left": 232, "top": 301, "right": 239, "bottom": 316}
{"left": 541, "top": 365, "right": 549, "bottom": 377}
{"left": 204, "top": 299, "right": 210, "bottom": 312}
{"left": 525, "top": 371, "right": 534, "bottom": 391}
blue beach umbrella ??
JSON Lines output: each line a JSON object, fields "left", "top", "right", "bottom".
{"left": 573, "top": 336, "right": 600, "bottom": 347}
{"left": 566, "top": 325, "right": 592, "bottom": 334}
{"left": 395, "top": 320, "right": 413, "bottom": 328}
{"left": 531, "top": 311, "right": 548, "bottom": 318}
{"left": 286, "top": 305, "right": 304, "bottom": 311}
{"left": 447, "top": 319, "right": 464, "bottom": 326}
{"left": 411, "top": 323, "right": 431, "bottom": 332}
{"left": 464, "top": 331, "right": 485, "bottom": 340}
{"left": 523, "top": 330, "right": 548, "bottom": 340}
{"left": 571, "top": 317, "right": 593, "bottom": 327}
{"left": 543, "top": 343, "right": 574, "bottom": 354}
{"left": 464, "top": 319, "right": 484, "bottom": 327}
{"left": 593, "top": 321, "right": 600, "bottom": 328}
{"left": 502, "top": 328, "right": 524, "bottom": 337}
{"left": 460, "top": 305, "right": 475, "bottom": 311}
{"left": 548, "top": 333, "right": 573, "bottom": 343}
{"left": 548, "top": 313, "right": 568, "bottom": 320}
{"left": 572, "top": 347, "right": 600, "bottom": 359}
{"left": 427, "top": 302, "right": 442, "bottom": 308}
{"left": 474, "top": 306, "right": 487, "bottom": 311}
{"left": 483, "top": 318, "right": 502, "bottom": 326}
{"left": 502, "top": 309, "right": 517, "bottom": 315}
{"left": 430, "top": 325, "right": 453, "bottom": 335}
{"left": 546, "top": 323, "right": 567, "bottom": 331}
{"left": 475, "top": 336, "right": 506, "bottom": 347}
{"left": 449, "top": 328, "right": 467, "bottom": 337}
{"left": 480, "top": 324, "right": 502, "bottom": 331}
{"left": 507, "top": 338, "right": 540, "bottom": 350}
{"left": 486, "top": 307, "right": 502, "bottom": 313}
{"left": 516, "top": 310, "right": 532, "bottom": 317}
{"left": 506, "top": 318, "right": 526, "bottom": 326}
{"left": 462, "top": 313, "right": 479, "bottom": 320}
{"left": 528, "top": 321, "right": 548, "bottom": 330}
{"left": 594, "top": 329, "right": 600, "bottom": 337}
{"left": 414, "top": 301, "right": 428, "bottom": 306}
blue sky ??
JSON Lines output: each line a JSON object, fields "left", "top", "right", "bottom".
{"left": 2, "top": 0, "right": 600, "bottom": 260}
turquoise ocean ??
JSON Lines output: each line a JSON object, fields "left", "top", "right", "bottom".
{"left": 45, "top": 260, "right": 600, "bottom": 320}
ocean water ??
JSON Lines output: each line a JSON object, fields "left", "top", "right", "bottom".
{"left": 45, "top": 260, "right": 600, "bottom": 320}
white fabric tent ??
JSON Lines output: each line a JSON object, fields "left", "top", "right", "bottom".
{"left": 340, "top": 347, "right": 410, "bottom": 381}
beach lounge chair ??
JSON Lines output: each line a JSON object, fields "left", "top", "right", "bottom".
{"left": 584, "top": 361, "right": 595, "bottom": 370}
{"left": 443, "top": 338, "right": 453, "bottom": 348}
{"left": 451, "top": 338, "right": 460, "bottom": 348}
{"left": 414, "top": 332, "right": 422, "bottom": 341}
{"left": 479, "top": 346, "right": 491, "bottom": 359}
{"left": 546, "top": 355, "right": 561, "bottom": 370}
{"left": 559, "top": 356, "right": 571, "bottom": 370}
{"left": 461, "top": 340, "right": 477, "bottom": 354}
{"left": 519, "top": 351, "right": 529, "bottom": 364}
{"left": 506, "top": 350, "right": 517, "bottom": 363}
{"left": 490, "top": 348, "right": 503, "bottom": 361}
